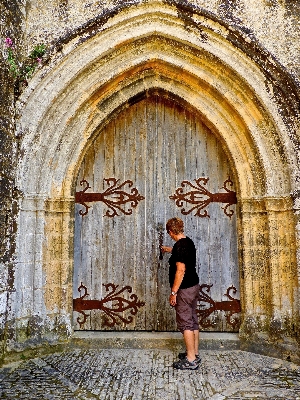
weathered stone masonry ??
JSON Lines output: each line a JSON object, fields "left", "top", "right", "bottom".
{"left": 0, "top": 0, "right": 25, "bottom": 364}
{"left": 1, "top": 0, "right": 300, "bottom": 364}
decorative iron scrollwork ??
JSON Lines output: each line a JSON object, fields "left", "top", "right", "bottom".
{"left": 169, "top": 177, "right": 237, "bottom": 218}
{"left": 75, "top": 178, "right": 145, "bottom": 217}
{"left": 73, "top": 282, "right": 145, "bottom": 328}
{"left": 197, "top": 284, "right": 241, "bottom": 329}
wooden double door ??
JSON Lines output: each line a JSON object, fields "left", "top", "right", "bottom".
{"left": 73, "top": 95, "right": 240, "bottom": 332}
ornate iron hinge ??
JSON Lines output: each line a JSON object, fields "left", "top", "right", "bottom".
{"left": 73, "top": 283, "right": 145, "bottom": 328}
{"left": 170, "top": 177, "right": 237, "bottom": 218}
{"left": 197, "top": 284, "right": 241, "bottom": 329}
{"left": 75, "top": 178, "right": 145, "bottom": 217}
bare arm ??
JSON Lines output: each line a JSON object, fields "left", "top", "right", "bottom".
{"left": 161, "top": 246, "right": 172, "bottom": 253}
{"left": 169, "top": 262, "right": 185, "bottom": 306}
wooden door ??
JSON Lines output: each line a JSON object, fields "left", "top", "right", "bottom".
{"left": 73, "top": 95, "right": 240, "bottom": 332}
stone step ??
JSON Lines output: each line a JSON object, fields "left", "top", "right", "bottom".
{"left": 71, "top": 331, "right": 240, "bottom": 352}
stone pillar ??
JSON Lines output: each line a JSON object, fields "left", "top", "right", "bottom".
{"left": 266, "top": 197, "right": 298, "bottom": 340}
{"left": 293, "top": 192, "right": 300, "bottom": 339}
{"left": 12, "top": 196, "right": 74, "bottom": 350}
{"left": 239, "top": 198, "right": 271, "bottom": 337}
{"left": 13, "top": 196, "right": 46, "bottom": 346}
{"left": 44, "top": 198, "right": 74, "bottom": 324}
{"left": 239, "top": 195, "right": 299, "bottom": 360}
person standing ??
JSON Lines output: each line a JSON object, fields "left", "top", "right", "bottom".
{"left": 161, "top": 217, "right": 201, "bottom": 370}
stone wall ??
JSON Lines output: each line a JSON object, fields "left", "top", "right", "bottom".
{"left": 0, "top": 1, "right": 25, "bottom": 363}
{"left": 23, "top": 0, "right": 300, "bottom": 80}
{"left": 1, "top": 0, "right": 300, "bottom": 363}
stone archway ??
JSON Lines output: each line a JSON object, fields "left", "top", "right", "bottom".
{"left": 14, "top": 3, "right": 299, "bottom": 353}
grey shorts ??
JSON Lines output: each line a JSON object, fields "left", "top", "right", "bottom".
{"left": 175, "top": 284, "right": 200, "bottom": 333}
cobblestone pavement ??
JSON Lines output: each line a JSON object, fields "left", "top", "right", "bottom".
{"left": 0, "top": 349, "right": 300, "bottom": 399}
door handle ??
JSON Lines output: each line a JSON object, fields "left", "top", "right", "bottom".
{"left": 157, "top": 223, "right": 164, "bottom": 260}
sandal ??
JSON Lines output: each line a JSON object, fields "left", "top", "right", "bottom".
{"left": 178, "top": 352, "right": 201, "bottom": 364}
{"left": 173, "top": 356, "right": 199, "bottom": 370}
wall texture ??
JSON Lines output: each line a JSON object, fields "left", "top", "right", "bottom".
{"left": 23, "top": 0, "right": 300, "bottom": 80}
{"left": 1, "top": 0, "right": 300, "bottom": 364}
{"left": 0, "top": 0, "right": 25, "bottom": 364}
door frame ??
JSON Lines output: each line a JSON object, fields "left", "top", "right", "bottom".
{"left": 14, "top": 4, "right": 299, "bottom": 350}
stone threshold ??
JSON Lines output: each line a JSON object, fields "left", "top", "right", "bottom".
{"left": 70, "top": 331, "right": 240, "bottom": 351}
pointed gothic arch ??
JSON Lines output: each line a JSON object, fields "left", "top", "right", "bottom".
{"left": 14, "top": 2, "right": 299, "bottom": 351}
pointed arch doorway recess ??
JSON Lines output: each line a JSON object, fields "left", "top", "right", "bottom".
{"left": 73, "top": 94, "right": 240, "bottom": 332}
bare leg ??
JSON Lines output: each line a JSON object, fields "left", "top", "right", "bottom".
{"left": 194, "top": 329, "right": 199, "bottom": 356}
{"left": 183, "top": 330, "right": 196, "bottom": 362}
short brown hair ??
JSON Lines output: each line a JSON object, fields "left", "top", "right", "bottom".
{"left": 166, "top": 217, "right": 184, "bottom": 235}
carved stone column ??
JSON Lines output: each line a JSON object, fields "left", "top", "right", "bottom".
{"left": 43, "top": 198, "right": 75, "bottom": 327}
{"left": 239, "top": 195, "right": 299, "bottom": 360}
{"left": 14, "top": 196, "right": 74, "bottom": 347}
{"left": 238, "top": 198, "right": 271, "bottom": 337}
{"left": 265, "top": 197, "right": 298, "bottom": 340}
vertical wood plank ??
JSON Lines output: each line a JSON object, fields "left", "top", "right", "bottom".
{"left": 73, "top": 96, "right": 239, "bottom": 332}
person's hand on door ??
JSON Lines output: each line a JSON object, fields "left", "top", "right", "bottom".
{"left": 160, "top": 246, "right": 172, "bottom": 253}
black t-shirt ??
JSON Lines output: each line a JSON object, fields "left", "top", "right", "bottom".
{"left": 168, "top": 236, "right": 199, "bottom": 289}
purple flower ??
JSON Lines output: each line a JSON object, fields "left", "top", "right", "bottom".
{"left": 5, "top": 37, "right": 13, "bottom": 48}
{"left": 36, "top": 57, "right": 42, "bottom": 64}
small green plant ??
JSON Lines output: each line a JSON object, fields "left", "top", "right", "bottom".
{"left": 5, "top": 37, "right": 46, "bottom": 82}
